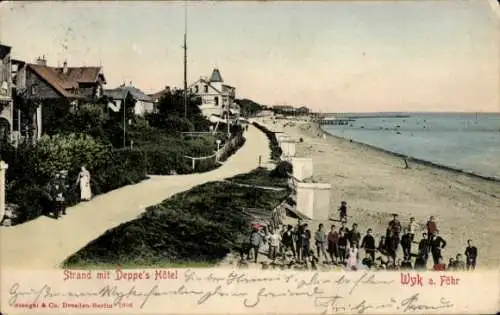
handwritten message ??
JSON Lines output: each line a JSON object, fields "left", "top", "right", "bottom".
{"left": 1, "top": 268, "right": 498, "bottom": 314}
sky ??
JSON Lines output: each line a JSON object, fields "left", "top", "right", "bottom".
{"left": 1, "top": 1, "right": 499, "bottom": 113}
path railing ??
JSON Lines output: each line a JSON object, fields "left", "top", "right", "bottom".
{"left": 184, "top": 133, "right": 245, "bottom": 171}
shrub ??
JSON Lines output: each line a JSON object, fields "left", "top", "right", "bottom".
{"left": 271, "top": 160, "right": 293, "bottom": 178}
{"left": 26, "top": 133, "right": 112, "bottom": 182}
{"left": 4, "top": 134, "right": 147, "bottom": 224}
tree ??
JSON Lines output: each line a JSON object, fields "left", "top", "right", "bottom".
{"left": 235, "top": 98, "right": 264, "bottom": 117}
{"left": 149, "top": 89, "right": 210, "bottom": 132}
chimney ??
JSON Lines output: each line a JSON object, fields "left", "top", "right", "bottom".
{"left": 35, "top": 56, "right": 47, "bottom": 66}
{"left": 63, "top": 60, "right": 68, "bottom": 74}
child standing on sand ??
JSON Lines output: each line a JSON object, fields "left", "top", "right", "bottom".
{"left": 338, "top": 201, "right": 348, "bottom": 222}
{"left": 314, "top": 224, "right": 328, "bottom": 262}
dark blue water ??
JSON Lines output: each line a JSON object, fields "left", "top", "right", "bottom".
{"left": 322, "top": 113, "right": 500, "bottom": 180}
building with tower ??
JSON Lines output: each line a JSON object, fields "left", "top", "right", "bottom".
{"left": 189, "top": 68, "right": 239, "bottom": 121}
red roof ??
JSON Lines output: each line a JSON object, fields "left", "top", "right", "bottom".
{"left": 28, "top": 64, "right": 105, "bottom": 99}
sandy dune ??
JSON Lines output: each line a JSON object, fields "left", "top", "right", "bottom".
{"left": 259, "top": 118, "right": 500, "bottom": 269}
{"left": 0, "top": 125, "right": 272, "bottom": 269}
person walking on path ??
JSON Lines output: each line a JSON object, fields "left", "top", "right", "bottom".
{"left": 327, "top": 225, "right": 339, "bottom": 264}
{"left": 430, "top": 230, "right": 447, "bottom": 265}
{"left": 314, "top": 224, "right": 328, "bottom": 262}
{"left": 360, "top": 228, "right": 376, "bottom": 262}
{"left": 76, "top": 166, "right": 92, "bottom": 201}
{"left": 465, "top": 239, "right": 478, "bottom": 270}
{"left": 248, "top": 227, "right": 263, "bottom": 263}
{"left": 51, "top": 171, "right": 69, "bottom": 219}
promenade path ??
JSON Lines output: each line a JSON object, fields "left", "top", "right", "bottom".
{"left": 0, "top": 125, "right": 272, "bottom": 269}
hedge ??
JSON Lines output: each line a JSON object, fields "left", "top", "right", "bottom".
{"left": 3, "top": 134, "right": 147, "bottom": 224}
{"left": 252, "top": 122, "right": 282, "bottom": 160}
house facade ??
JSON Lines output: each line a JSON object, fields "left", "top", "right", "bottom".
{"left": 25, "top": 57, "right": 106, "bottom": 103}
{"left": 189, "top": 68, "right": 240, "bottom": 120}
{"left": 104, "top": 85, "right": 154, "bottom": 116}
{"left": 0, "top": 44, "right": 13, "bottom": 143}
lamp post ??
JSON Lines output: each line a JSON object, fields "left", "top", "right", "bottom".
{"left": 216, "top": 139, "right": 221, "bottom": 152}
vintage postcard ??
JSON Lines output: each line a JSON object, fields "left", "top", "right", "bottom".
{"left": 0, "top": 0, "right": 499, "bottom": 314}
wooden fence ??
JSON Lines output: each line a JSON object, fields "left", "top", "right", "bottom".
{"left": 184, "top": 134, "right": 245, "bottom": 171}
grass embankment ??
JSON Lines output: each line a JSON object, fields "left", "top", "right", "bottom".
{"left": 62, "top": 167, "right": 290, "bottom": 268}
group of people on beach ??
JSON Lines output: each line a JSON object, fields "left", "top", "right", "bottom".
{"left": 244, "top": 201, "right": 478, "bottom": 271}
{"left": 45, "top": 166, "right": 92, "bottom": 219}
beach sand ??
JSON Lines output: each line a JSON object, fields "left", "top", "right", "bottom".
{"left": 257, "top": 117, "right": 500, "bottom": 269}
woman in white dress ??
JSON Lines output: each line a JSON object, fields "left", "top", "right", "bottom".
{"left": 76, "top": 166, "right": 92, "bottom": 201}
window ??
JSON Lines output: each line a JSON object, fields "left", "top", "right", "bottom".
{"left": 214, "top": 96, "right": 219, "bottom": 106}
{"left": 31, "top": 85, "right": 39, "bottom": 95}
{"left": 195, "top": 85, "right": 199, "bottom": 93}
{"left": 204, "top": 85, "right": 208, "bottom": 93}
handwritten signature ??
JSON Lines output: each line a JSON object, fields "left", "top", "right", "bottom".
{"left": 7, "top": 270, "right": 453, "bottom": 312}
{"left": 315, "top": 293, "right": 454, "bottom": 314}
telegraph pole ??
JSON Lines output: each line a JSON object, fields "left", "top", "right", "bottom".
{"left": 183, "top": 1, "right": 188, "bottom": 119}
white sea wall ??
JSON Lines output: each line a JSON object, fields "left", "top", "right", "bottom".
{"left": 295, "top": 182, "right": 331, "bottom": 220}
{"left": 291, "top": 157, "right": 313, "bottom": 181}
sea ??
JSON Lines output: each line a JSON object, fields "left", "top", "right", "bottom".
{"left": 321, "top": 112, "right": 500, "bottom": 181}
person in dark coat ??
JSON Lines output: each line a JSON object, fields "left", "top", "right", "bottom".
{"left": 281, "top": 225, "right": 295, "bottom": 257}
{"left": 465, "top": 239, "right": 478, "bottom": 270}
{"left": 388, "top": 214, "right": 402, "bottom": 249}
{"left": 301, "top": 224, "right": 312, "bottom": 262}
{"left": 327, "top": 225, "right": 339, "bottom": 264}
{"left": 430, "top": 230, "right": 447, "bottom": 265}
{"left": 337, "top": 231, "right": 348, "bottom": 264}
{"left": 418, "top": 232, "right": 431, "bottom": 262}
{"left": 295, "top": 219, "right": 304, "bottom": 261}
{"left": 377, "top": 235, "right": 388, "bottom": 256}
{"left": 50, "top": 171, "right": 69, "bottom": 219}
{"left": 360, "top": 228, "right": 376, "bottom": 262}
{"left": 348, "top": 223, "right": 361, "bottom": 249}
{"left": 338, "top": 201, "right": 348, "bottom": 222}
{"left": 387, "top": 231, "right": 399, "bottom": 262}
{"left": 400, "top": 228, "right": 412, "bottom": 260}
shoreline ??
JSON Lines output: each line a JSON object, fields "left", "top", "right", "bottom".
{"left": 256, "top": 117, "right": 500, "bottom": 268}
{"left": 316, "top": 123, "right": 500, "bottom": 185}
